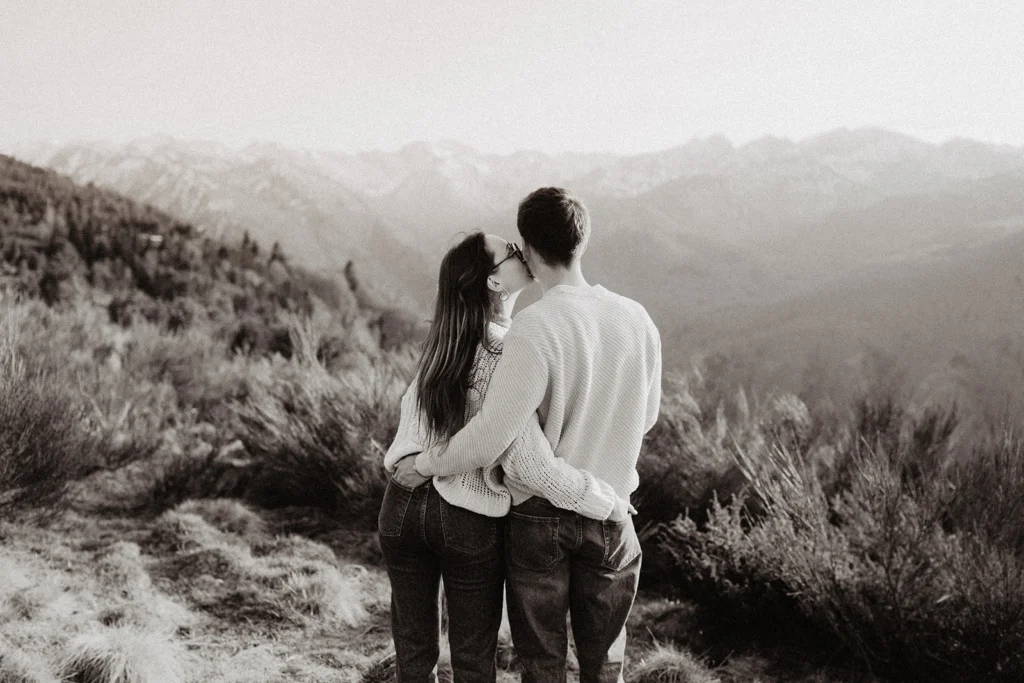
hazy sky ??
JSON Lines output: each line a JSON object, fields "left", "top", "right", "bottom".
{"left": 2, "top": 0, "right": 1023, "bottom": 154}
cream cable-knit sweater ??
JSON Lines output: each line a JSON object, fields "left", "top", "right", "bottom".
{"left": 384, "top": 316, "right": 624, "bottom": 520}
{"left": 415, "top": 284, "right": 661, "bottom": 504}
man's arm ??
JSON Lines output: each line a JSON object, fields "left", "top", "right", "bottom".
{"left": 501, "top": 415, "right": 629, "bottom": 521}
{"left": 415, "top": 325, "right": 547, "bottom": 477}
{"left": 645, "top": 323, "right": 663, "bottom": 433}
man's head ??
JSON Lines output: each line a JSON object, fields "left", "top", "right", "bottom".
{"left": 517, "top": 187, "right": 590, "bottom": 270}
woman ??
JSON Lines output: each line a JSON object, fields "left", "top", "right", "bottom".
{"left": 379, "top": 232, "right": 625, "bottom": 683}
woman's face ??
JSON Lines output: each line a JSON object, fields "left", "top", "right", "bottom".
{"left": 484, "top": 233, "right": 533, "bottom": 296}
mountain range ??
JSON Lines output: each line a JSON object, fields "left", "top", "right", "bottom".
{"left": 11, "top": 130, "right": 1024, "bottom": 421}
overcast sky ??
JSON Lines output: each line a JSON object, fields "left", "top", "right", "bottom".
{"left": 2, "top": 0, "right": 1023, "bottom": 154}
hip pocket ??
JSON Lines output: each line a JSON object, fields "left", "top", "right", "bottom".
{"left": 600, "top": 518, "right": 641, "bottom": 571}
{"left": 507, "top": 512, "right": 561, "bottom": 570}
{"left": 378, "top": 479, "right": 414, "bottom": 537}
{"left": 440, "top": 499, "right": 499, "bottom": 554}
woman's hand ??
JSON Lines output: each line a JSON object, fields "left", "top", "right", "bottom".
{"left": 393, "top": 454, "right": 430, "bottom": 489}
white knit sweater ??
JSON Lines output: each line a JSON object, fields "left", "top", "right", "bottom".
{"left": 415, "top": 284, "right": 661, "bottom": 504}
{"left": 384, "top": 316, "right": 624, "bottom": 519}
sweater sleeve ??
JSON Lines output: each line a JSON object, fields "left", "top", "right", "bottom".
{"left": 646, "top": 321, "right": 663, "bottom": 433}
{"left": 415, "top": 321, "right": 547, "bottom": 477}
{"left": 383, "top": 381, "right": 430, "bottom": 473}
{"left": 500, "top": 414, "right": 622, "bottom": 520}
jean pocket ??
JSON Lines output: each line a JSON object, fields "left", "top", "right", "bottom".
{"left": 378, "top": 479, "right": 414, "bottom": 537}
{"left": 507, "top": 512, "right": 561, "bottom": 570}
{"left": 440, "top": 500, "right": 498, "bottom": 554}
{"left": 600, "top": 518, "right": 641, "bottom": 571}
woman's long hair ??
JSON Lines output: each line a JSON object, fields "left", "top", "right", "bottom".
{"left": 416, "top": 232, "right": 500, "bottom": 443}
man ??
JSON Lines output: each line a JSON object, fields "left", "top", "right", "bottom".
{"left": 397, "top": 187, "right": 661, "bottom": 683}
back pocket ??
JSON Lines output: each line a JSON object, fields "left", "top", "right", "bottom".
{"left": 440, "top": 500, "right": 498, "bottom": 554}
{"left": 600, "top": 519, "right": 641, "bottom": 571}
{"left": 507, "top": 512, "right": 561, "bottom": 570}
{"left": 378, "top": 479, "right": 414, "bottom": 537}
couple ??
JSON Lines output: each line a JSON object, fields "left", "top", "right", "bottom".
{"left": 379, "top": 187, "right": 662, "bottom": 683}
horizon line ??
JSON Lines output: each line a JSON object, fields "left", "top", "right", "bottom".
{"left": 6, "top": 126, "right": 1024, "bottom": 159}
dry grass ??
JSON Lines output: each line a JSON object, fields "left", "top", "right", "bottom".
{"left": 147, "top": 510, "right": 238, "bottom": 553}
{"left": 59, "top": 628, "right": 185, "bottom": 683}
{"left": 0, "top": 646, "right": 59, "bottom": 683}
{"left": 0, "top": 499, "right": 392, "bottom": 683}
{"left": 629, "top": 644, "right": 721, "bottom": 683}
{"left": 174, "top": 499, "right": 266, "bottom": 539}
{"left": 94, "top": 543, "right": 152, "bottom": 601}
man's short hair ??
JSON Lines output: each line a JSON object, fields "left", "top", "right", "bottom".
{"left": 517, "top": 187, "right": 590, "bottom": 268}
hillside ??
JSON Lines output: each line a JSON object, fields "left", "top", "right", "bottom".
{"left": 0, "top": 154, "right": 423, "bottom": 355}
{"left": 11, "top": 139, "right": 435, "bottom": 308}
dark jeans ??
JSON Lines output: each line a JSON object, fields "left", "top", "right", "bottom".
{"left": 504, "top": 497, "right": 642, "bottom": 683}
{"left": 378, "top": 479, "right": 505, "bottom": 683}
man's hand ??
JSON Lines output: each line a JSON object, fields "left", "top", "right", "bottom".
{"left": 392, "top": 454, "right": 429, "bottom": 489}
{"left": 608, "top": 497, "right": 639, "bottom": 523}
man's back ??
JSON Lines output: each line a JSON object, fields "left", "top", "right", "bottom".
{"left": 504, "top": 283, "right": 661, "bottom": 501}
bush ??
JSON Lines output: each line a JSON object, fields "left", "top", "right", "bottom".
{"left": 659, "top": 435, "right": 1024, "bottom": 682}
{"left": 230, "top": 344, "right": 409, "bottom": 528}
{"left": 0, "top": 352, "right": 99, "bottom": 512}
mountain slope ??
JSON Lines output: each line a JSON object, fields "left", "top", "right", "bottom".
{"left": 673, "top": 228, "right": 1024, "bottom": 424}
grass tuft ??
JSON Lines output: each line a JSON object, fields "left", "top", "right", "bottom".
{"left": 174, "top": 499, "right": 267, "bottom": 540}
{"left": 59, "top": 628, "right": 185, "bottom": 683}
{"left": 629, "top": 644, "right": 721, "bottom": 683}
{"left": 94, "top": 543, "right": 151, "bottom": 600}
{"left": 146, "top": 511, "right": 234, "bottom": 553}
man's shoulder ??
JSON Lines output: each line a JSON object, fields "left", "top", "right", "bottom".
{"left": 596, "top": 287, "right": 657, "bottom": 326}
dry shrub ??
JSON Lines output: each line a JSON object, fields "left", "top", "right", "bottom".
{"left": 944, "top": 431, "right": 1024, "bottom": 557}
{"left": 59, "top": 628, "right": 184, "bottom": 683}
{"left": 659, "top": 433, "right": 1024, "bottom": 682}
{"left": 629, "top": 644, "right": 720, "bottom": 683}
{"left": 231, "top": 349, "right": 409, "bottom": 528}
{"left": 174, "top": 499, "right": 266, "bottom": 540}
{"left": 140, "top": 451, "right": 224, "bottom": 513}
{"left": 0, "top": 354, "right": 99, "bottom": 512}
{"left": 0, "top": 646, "right": 59, "bottom": 683}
